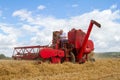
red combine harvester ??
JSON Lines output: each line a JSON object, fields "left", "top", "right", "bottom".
{"left": 12, "top": 20, "right": 101, "bottom": 63}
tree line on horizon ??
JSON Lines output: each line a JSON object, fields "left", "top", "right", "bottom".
{"left": 0, "top": 54, "right": 11, "bottom": 59}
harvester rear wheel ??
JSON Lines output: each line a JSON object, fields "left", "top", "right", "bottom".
{"left": 88, "top": 51, "right": 95, "bottom": 62}
{"left": 69, "top": 52, "right": 76, "bottom": 63}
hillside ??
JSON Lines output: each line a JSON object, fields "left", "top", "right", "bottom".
{"left": 95, "top": 52, "right": 120, "bottom": 58}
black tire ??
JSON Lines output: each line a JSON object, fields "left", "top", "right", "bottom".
{"left": 88, "top": 51, "right": 95, "bottom": 62}
{"left": 90, "top": 58, "right": 95, "bottom": 62}
{"left": 69, "top": 52, "right": 76, "bottom": 63}
{"left": 61, "top": 57, "right": 65, "bottom": 63}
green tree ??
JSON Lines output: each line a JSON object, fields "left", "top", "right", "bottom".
{"left": 0, "top": 54, "right": 6, "bottom": 59}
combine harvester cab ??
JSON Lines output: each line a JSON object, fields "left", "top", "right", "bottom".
{"left": 12, "top": 20, "right": 101, "bottom": 64}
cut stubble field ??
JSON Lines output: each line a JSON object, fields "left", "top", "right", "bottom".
{"left": 0, "top": 58, "right": 120, "bottom": 80}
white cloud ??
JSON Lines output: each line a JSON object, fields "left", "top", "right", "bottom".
{"left": 72, "top": 4, "right": 79, "bottom": 8}
{"left": 110, "top": 4, "right": 117, "bottom": 9}
{"left": 37, "top": 5, "right": 46, "bottom": 10}
{"left": 22, "top": 24, "right": 39, "bottom": 33}
{"left": 12, "top": 9, "right": 33, "bottom": 22}
{"left": 0, "top": 23, "right": 22, "bottom": 56}
{"left": 114, "top": 36, "right": 120, "bottom": 41}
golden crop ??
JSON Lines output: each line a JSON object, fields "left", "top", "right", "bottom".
{"left": 0, "top": 58, "right": 120, "bottom": 80}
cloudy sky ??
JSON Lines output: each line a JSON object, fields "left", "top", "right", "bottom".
{"left": 0, "top": 0, "right": 120, "bottom": 56}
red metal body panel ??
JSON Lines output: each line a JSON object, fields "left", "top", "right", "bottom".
{"left": 40, "top": 48, "right": 64, "bottom": 63}
{"left": 84, "top": 40, "right": 94, "bottom": 53}
{"left": 75, "top": 29, "right": 85, "bottom": 49}
{"left": 68, "top": 28, "right": 76, "bottom": 44}
{"left": 68, "top": 29, "right": 86, "bottom": 49}
{"left": 40, "top": 48, "right": 64, "bottom": 58}
{"left": 51, "top": 57, "right": 61, "bottom": 63}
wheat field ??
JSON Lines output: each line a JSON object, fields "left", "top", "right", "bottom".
{"left": 0, "top": 58, "right": 120, "bottom": 80}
